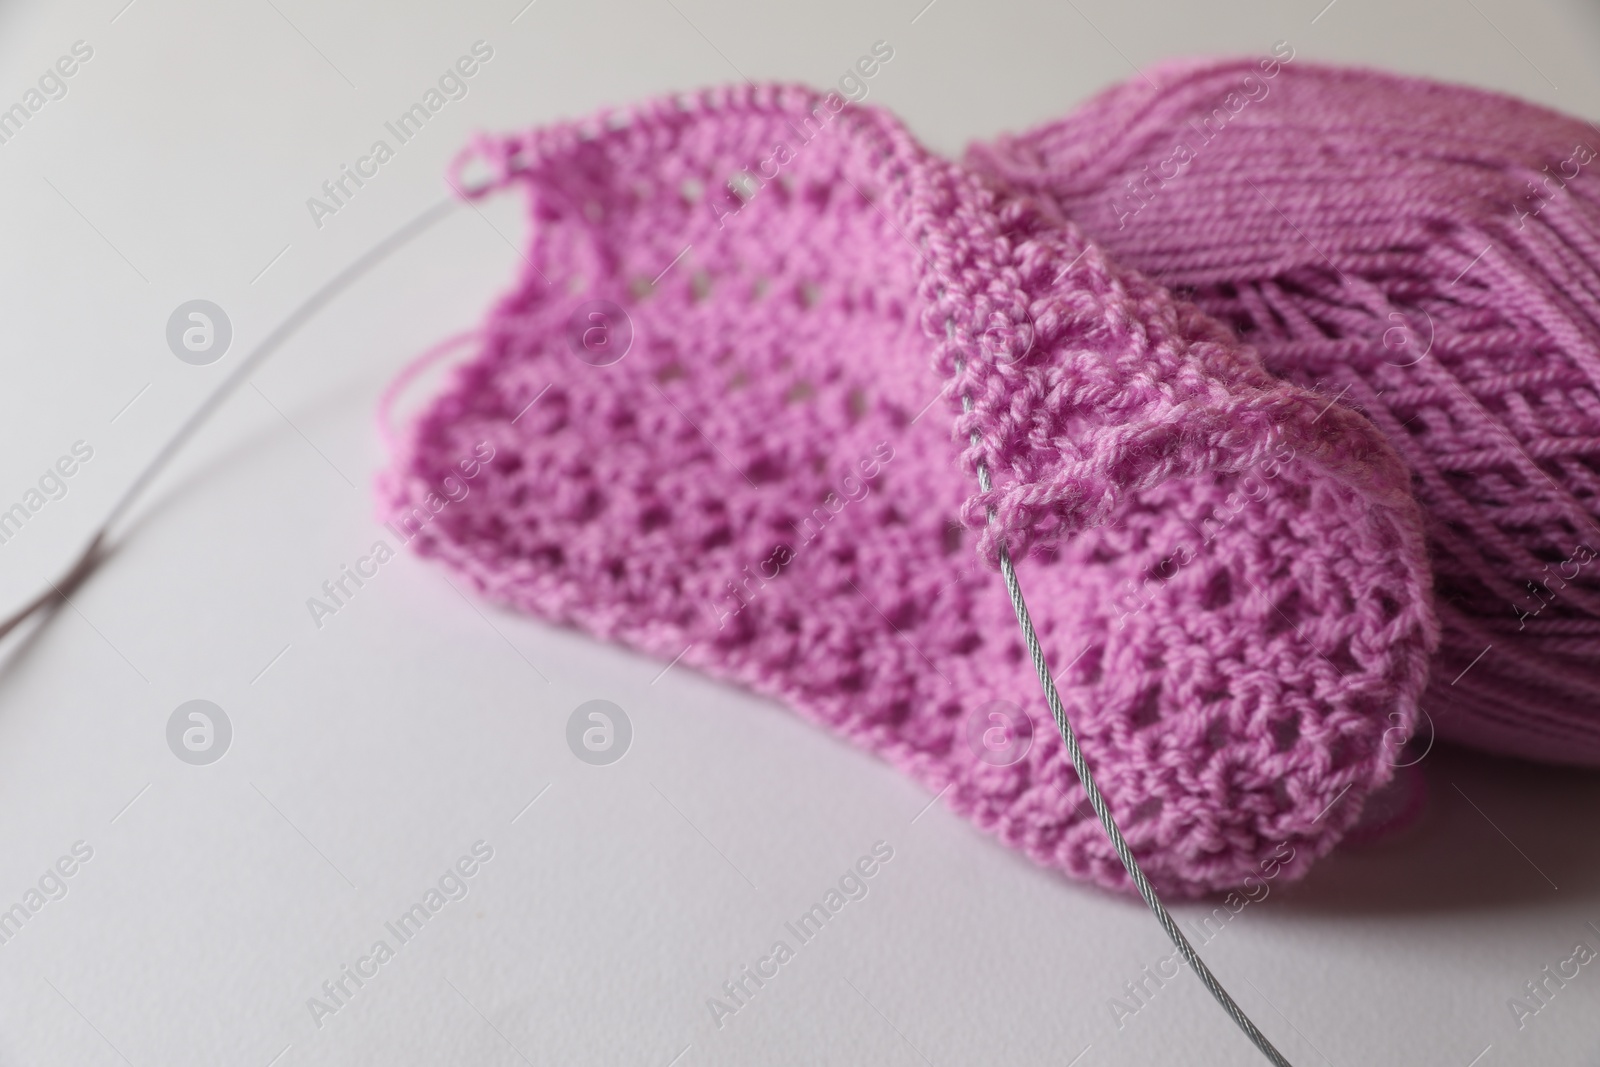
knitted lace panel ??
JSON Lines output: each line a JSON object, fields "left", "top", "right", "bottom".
{"left": 379, "top": 85, "right": 1437, "bottom": 896}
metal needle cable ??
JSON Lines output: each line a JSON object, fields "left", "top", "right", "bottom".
{"left": 955, "top": 340, "right": 1294, "bottom": 1067}
{"left": 0, "top": 197, "right": 459, "bottom": 645}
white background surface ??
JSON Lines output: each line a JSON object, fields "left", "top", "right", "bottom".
{"left": 0, "top": 0, "right": 1598, "bottom": 1064}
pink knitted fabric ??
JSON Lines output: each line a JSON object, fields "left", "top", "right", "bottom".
{"left": 379, "top": 85, "right": 1436, "bottom": 897}
{"left": 969, "top": 58, "right": 1600, "bottom": 765}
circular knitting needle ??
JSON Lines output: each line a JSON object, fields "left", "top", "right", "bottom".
{"left": 954, "top": 346, "right": 1295, "bottom": 1067}
{"left": 0, "top": 197, "right": 459, "bottom": 647}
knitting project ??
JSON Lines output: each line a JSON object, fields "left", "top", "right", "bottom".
{"left": 970, "top": 57, "right": 1600, "bottom": 765}
{"left": 378, "top": 84, "right": 1437, "bottom": 897}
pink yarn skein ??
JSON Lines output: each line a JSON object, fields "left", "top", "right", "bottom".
{"left": 379, "top": 84, "right": 1436, "bottom": 897}
{"left": 970, "top": 57, "right": 1600, "bottom": 766}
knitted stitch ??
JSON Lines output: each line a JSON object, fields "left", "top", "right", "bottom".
{"left": 969, "top": 58, "right": 1600, "bottom": 765}
{"left": 379, "top": 84, "right": 1436, "bottom": 897}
